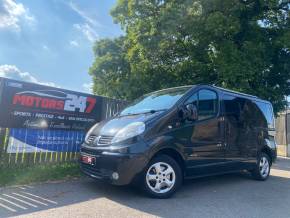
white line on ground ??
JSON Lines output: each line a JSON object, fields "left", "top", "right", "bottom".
{"left": 0, "top": 202, "right": 16, "bottom": 212}
{"left": 23, "top": 185, "right": 34, "bottom": 189}
{"left": 21, "top": 192, "right": 57, "bottom": 204}
{"left": 13, "top": 193, "right": 48, "bottom": 206}
{"left": 2, "top": 194, "right": 38, "bottom": 208}
{"left": 278, "top": 156, "right": 290, "bottom": 160}
{"left": 0, "top": 197, "right": 27, "bottom": 210}
{"left": 17, "top": 187, "right": 26, "bottom": 190}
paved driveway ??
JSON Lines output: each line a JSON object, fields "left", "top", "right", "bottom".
{"left": 0, "top": 158, "right": 290, "bottom": 218}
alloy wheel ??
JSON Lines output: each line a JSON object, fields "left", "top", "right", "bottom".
{"left": 146, "top": 162, "right": 176, "bottom": 194}
{"left": 259, "top": 156, "right": 270, "bottom": 178}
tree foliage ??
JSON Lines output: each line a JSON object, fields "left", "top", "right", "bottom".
{"left": 89, "top": 0, "right": 290, "bottom": 112}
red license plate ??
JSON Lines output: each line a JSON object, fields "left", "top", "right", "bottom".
{"left": 81, "top": 155, "right": 95, "bottom": 165}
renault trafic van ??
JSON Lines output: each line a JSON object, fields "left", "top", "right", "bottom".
{"left": 80, "top": 85, "right": 277, "bottom": 198}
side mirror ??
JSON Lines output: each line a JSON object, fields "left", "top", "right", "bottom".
{"left": 179, "top": 103, "right": 198, "bottom": 121}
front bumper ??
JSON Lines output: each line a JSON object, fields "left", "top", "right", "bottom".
{"left": 80, "top": 144, "right": 148, "bottom": 185}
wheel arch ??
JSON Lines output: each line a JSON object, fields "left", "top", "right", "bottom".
{"left": 260, "top": 146, "right": 273, "bottom": 165}
{"left": 151, "top": 147, "right": 185, "bottom": 172}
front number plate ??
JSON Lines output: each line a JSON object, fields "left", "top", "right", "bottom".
{"left": 81, "top": 155, "right": 96, "bottom": 165}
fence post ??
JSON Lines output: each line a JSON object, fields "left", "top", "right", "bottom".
{"left": 0, "top": 128, "right": 9, "bottom": 168}
{"left": 287, "top": 111, "right": 290, "bottom": 157}
{"left": 0, "top": 128, "right": 4, "bottom": 167}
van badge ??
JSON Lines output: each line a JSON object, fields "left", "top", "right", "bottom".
{"left": 94, "top": 136, "right": 101, "bottom": 144}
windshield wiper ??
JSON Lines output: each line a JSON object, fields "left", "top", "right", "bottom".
{"left": 148, "top": 109, "right": 167, "bottom": 113}
{"left": 121, "top": 109, "right": 167, "bottom": 116}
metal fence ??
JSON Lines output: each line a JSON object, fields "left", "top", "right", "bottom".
{"left": 276, "top": 109, "right": 290, "bottom": 157}
{"left": 0, "top": 98, "right": 127, "bottom": 168}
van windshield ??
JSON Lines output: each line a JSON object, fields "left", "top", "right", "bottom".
{"left": 120, "top": 86, "right": 192, "bottom": 116}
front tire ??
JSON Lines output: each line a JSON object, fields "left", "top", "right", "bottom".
{"left": 141, "top": 155, "right": 182, "bottom": 198}
{"left": 251, "top": 152, "right": 271, "bottom": 181}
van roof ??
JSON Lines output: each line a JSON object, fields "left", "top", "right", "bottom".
{"left": 150, "top": 84, "right": 271, "bottom": 105}
{"left": 208, "top": 85, "right": 271, "bottom": 104}
{"left": 149, "top": 85, "right": 194, "bottom": 94}
{"left": 196, "top": 84, "right": 271, "bottom": 104}
{"left": 211, "top": 85, "right": 258, "bottom": 98}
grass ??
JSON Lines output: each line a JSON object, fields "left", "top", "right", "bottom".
{"left": 0, "top": 162, "right": 82, "bottom": 187}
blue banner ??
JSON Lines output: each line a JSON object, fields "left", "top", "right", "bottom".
{"left": 7, "top": 128, "right": 85, "bottom": 153}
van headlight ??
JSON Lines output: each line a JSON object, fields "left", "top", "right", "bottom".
{"left": 112, "top": 122, "right": 145, "bottom": 144}
{"left": 85, "top": 123, "right": 99, "bottom": 144}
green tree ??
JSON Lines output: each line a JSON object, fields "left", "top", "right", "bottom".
{"left": 89, "top": 0, "right": 290, "bottom": 112}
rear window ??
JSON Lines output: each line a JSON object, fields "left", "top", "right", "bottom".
{"left": 255, "top": 101, "right": 275, "bottom": 129}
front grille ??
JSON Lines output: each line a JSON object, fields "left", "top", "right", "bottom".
{"left": 80, "top": 163, "right": 111, "bottom": 179}
{"left": 86, "top": 135, "right": 97, "bottom": 144}
{"left": 97, "top": 135, "right": 114, "bottom": 146}
{"left": 81, "top": 148, "right": 102, "bottom": 155}
{"left": 85, "top": 135, "right": 113, "bottom": 146}
{"left": 81, "top": 164, "right": 103, "bottom": 177}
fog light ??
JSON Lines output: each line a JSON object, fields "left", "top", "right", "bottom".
{"left": 112, "top": 172, "right": 119, "bottom": 180}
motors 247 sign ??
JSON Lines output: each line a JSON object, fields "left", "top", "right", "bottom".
{"left": 0, "top": 78, "right": 102, "bottom": 131}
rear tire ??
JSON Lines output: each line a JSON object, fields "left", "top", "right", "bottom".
{"left": 251, "top": 152, "right": 271, "bottom": 181}
{"left": 141, "top": 155, "right": 182, "bottom": 198}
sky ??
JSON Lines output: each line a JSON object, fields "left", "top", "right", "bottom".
{"left": 0, "top": 0, "right": 122, "bottom": 93}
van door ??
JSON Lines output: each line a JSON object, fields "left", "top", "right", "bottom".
{"left": 223, "top": 95, "right": 257, "bottom": 169}
{"left": 176, "top": 89, "right": 226, "bottom": 177}
{"left": 223, "top": 94, "right": 245, "bottom": 167}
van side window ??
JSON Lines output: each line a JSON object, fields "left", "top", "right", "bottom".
{"left": 198, "top": 89, "right": 218, "bottom": 120}
{"left": 223, "top": 95, "right": 241, "bottom": 122}
{"left": 241, "top": 100, "right": 261, "bottom": 127}
{"left": 185, "top": 93, "right": 198, "bottom": 106}
{"left": 255, "top": 102, "right": 275, "bottom": 129}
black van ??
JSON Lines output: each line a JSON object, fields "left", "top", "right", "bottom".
{"left": 80, "top": 85, "right": 277, "bottom": 198}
